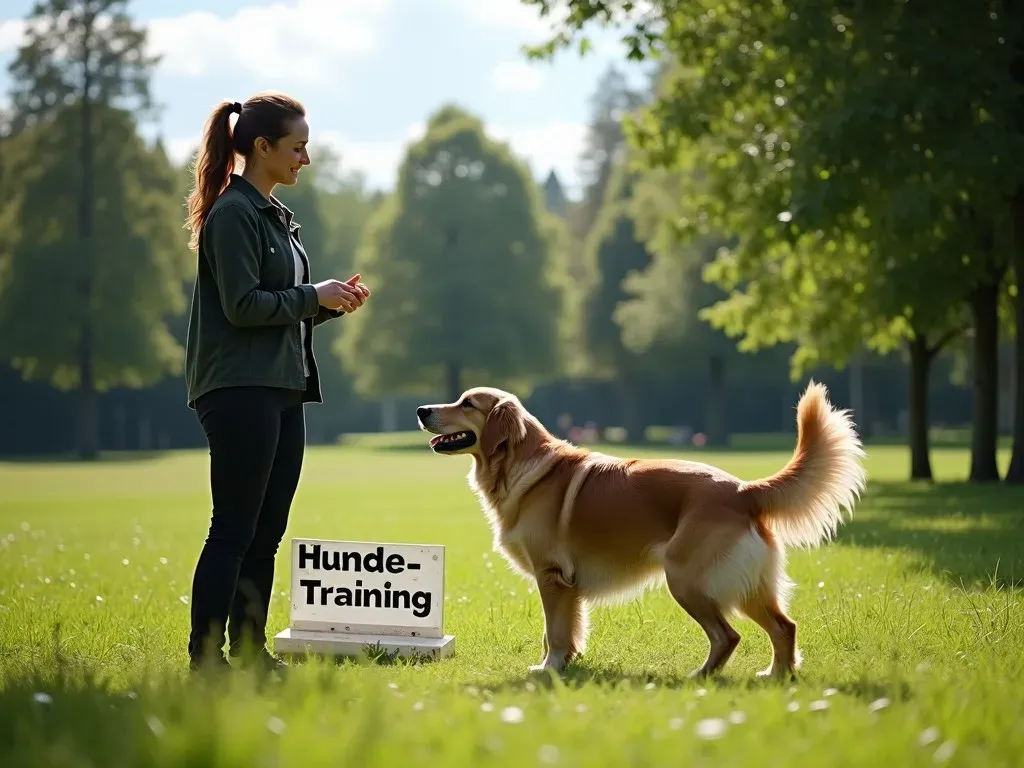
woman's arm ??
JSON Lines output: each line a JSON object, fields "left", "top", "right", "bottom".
{"left": 204, "top": 202, "right": 321, "bottom": 327}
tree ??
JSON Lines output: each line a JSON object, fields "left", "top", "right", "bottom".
{"left": 578, "top": 159, "right": 657, "bottom": 441}
{"left": 576, "top": 64, "right": 647, "bottom": 237}
{"left": 6, "top": 0, "right": 161, "bottom": 458}
{"left": 0, "top": 107, "right": 16, "bottom": 295}
{"left": 336, "top": 104, "right": 568, "bottom": 402}
{"left": 542, "top": 170, "right": 568, "bottom": 218}
{"left": 0, "top": 105, "right": 191, "bottom": 410}
{"left": 614, "top": 166, "right": 745, "bottom": 447}
{"left": 519, "top": 0, "right": 1023, "bottom": 482}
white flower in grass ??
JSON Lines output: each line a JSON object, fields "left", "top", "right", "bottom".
{"left": 32, "top": 692, "right": 52, "bottom": 705}
{"left": 868, "top": 697, "right": 890, "bottom": 713}
{"left": 538, "top": 744, "right": 560, "bottom": 764}
{"left": 146, "top": 715, "right": 164, "bottom": 736}
{"left": 933, "top": 741, "right": 956, "bottom": 763}
{"left": 500, "top": 706, "right": 524, "bottom": 724}
{"left": 695, "top": 718, "right": 727, "bottom": 740}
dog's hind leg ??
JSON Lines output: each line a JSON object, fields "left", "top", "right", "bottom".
{"left": 664, "top": 570, "right": 740, "bottom": 679}
{"left": 740, "top": 591, "right": 798, "bottom": 680}
{"left": 662, "top": 518, "right": 771, "bottom": 679}
{"left": 739, "top": 546, "right": 799, "bottom": 679}
{"left": 530, "top": 566, "right": 587, "bottom": 673}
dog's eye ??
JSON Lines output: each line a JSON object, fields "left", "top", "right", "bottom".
{"left": 461, "top": 399, "right": 473, "bottom": 409}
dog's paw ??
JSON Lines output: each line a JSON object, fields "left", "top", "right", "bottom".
{"left": 756, "top": 666, "right": 796, "bottom": 683}
{"left": 688, "top": 666, "right": 712, "bottom": 681}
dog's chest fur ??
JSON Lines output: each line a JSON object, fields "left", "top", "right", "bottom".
{"left": 467, "top": 451, "right": 563, "bottom": 575}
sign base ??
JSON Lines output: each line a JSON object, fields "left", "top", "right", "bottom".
{"left": 273, "top": 627, "right": 456, "bottom": 661}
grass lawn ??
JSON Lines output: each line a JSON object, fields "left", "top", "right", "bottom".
{"left": 1, "top": 436, "right": 1022, "bottom": 766}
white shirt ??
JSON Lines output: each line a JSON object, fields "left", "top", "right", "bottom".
{"left": 276, "top": 207, "right": 311, "bottom": 378}
{"left": 291, "top": 235, "right": 311, "bottom": 378}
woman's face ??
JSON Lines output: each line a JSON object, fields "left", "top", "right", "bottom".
{"left": 256, "top": 115, "right": 310, "bottom": 187}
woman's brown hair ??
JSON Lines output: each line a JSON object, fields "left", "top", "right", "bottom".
{"left": 184, "top": 91, "right": 306, "bottom": 251}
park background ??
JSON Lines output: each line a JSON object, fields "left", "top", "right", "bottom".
{"left": 0, "top": 0, "right": 1012, "bottom": 480}
{"left": 1, "top": 1, "right": 1023, "bottom": 766}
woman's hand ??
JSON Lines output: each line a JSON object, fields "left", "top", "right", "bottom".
{"left": 314, "top": 274, "right": 370, "bottom": 313}
{"left": 346, "top": 273, "right": 371, "bottom": 303}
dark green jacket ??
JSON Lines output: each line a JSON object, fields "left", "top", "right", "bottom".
{"left": 183, "top": 174, "right": 344, "bottom": 409}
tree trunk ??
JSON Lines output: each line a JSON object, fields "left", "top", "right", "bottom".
{"left": 617, "top": 376, "right": 646, "bottom": 444}
{"left": 705, "top": 354, "right": 727, "bottom": 447}
{"left": 1006, "top": 188, "right": 1024, "bottom": 482}
{"left": 907, "top": 334, "right": 933, "bottom": 482}
{"left": 849, "top": 353, "right": 868, "bottom": 439}
{"left": 968, "top": 271, "right": 1002, "bottom": 482}
{"left": 445, "top": 361, "right": 461, "bottom": 403}
{"left": 76, "top": 50, "right": 99, "bottom": 461}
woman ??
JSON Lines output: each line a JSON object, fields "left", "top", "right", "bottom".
{"left": 182, "top": 91, "right": 370, "bottom": 673}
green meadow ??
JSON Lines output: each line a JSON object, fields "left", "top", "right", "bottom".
{"left": 1, "top": 435, "right": 1022, "bottom": 766}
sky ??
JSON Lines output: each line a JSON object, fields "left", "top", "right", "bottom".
{"left": 0, "top": 0, "right": 652, "bottom": 199}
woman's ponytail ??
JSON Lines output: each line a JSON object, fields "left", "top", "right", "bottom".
{"left": 184, "top": 100, "right": 242, "bottom": 251}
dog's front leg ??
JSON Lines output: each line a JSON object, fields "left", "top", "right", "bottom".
{"left": 529, "top": 566, "right": 586, "bottom": 673}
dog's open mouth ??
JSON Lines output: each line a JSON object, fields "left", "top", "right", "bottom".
{"left": 429, "top": 431, "right": 477, "bottom": 452}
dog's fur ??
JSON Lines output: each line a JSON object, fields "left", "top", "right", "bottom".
{"left": 416, "top": 381, "right": 866, "bottom": 679}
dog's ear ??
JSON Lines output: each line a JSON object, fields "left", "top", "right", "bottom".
{"left": 480, "top": 398, "right": 527, "bottom": 458}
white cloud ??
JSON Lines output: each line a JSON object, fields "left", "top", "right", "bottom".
{"left": 492, "top": 60, "right": 544, "bottom": 92}
{"left": 454, "top": 0, "right": 567, "bottom": 41}
{"left": 147, "top": 0, "right": 391, "bottom": 83}
{"left": 165, "top": 136, "right": 199, "bottom": 166}
{"left": 489, "top": 121, "right": 588, "bottom": 196}
{"left": 316, "top": 127, "right": 419, "bottom": 190}
{"left": 0, "top": 19, "right": 24, "bottom": 53}
{"left": 0, "top": 1, "right": 392, "bottom": 83}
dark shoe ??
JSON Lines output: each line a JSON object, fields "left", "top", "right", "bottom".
{"left": 189, "top": 653, "right": 232, "bottom": 676}
{"left": 231, "top": 647, "right": 288, "bottom": 674}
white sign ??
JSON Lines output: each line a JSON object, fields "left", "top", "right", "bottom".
{"left": 274, "top": 538, "right": 455, "bottom": 660}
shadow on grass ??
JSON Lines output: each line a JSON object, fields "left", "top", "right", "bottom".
{"left": 840, "top": 481, "right": 1024, "bottom": 590}
{"left": 469, "top": 664, "right": 913, "bottom": 705}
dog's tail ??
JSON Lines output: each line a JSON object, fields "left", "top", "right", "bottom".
{"left": 740, "top": 380, "right": 867, "bottom": 549}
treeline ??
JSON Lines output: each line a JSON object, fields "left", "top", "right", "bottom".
{"left": 511, "top": 0, "right": 1024, "bottom": 484}
{"left": 0, "top": 0, "right": 992, "bottom": 482}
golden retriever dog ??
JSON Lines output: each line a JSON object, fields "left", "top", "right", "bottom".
{"left": 416, "top": 381, "right": 866, "bottom": 680}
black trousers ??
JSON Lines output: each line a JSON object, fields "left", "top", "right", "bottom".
{"left": 188, "top": 385, "right": 306, "bottom": 661}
